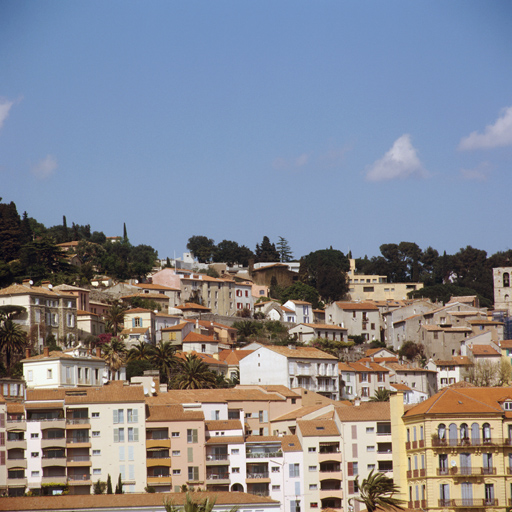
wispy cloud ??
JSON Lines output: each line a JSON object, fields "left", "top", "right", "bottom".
{"left": 365, "top": 134, "right": 427, "bottom": 182}
{"left": 272, "top": 153, "right": 310, "bottom": 171}
{"left": 459, "top": 161, "right": 491, "bottom": 182}
{"left": 319, "top": 145, "right": 351, "bottom": 168}
{"left": 459, "top": 106, "right": 512, "bottom": 150}
{"left": 0, "top": 98, "right": 14, "bottom": 130}
{"left": 31, "top": 155, "right": 58, "bottom": 180}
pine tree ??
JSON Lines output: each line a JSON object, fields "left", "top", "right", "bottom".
{"left": 123, "top": 223, "right": 128, "bottom": 241}
{"left": 277, "top": 236, "right": 293, "bottom": 262}
{"left": 106, "top": 474, "right": 113, "bottom": 494}
{"left": 63, "top": 215, "right": 68, "bottom": 242}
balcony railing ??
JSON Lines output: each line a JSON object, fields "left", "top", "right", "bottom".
{"left": 206, "top": 474, "right": 230, "bottom": 480}
{"left": 67, "top": 456, "right": 90, "bottom": 462}
{"left": 247, "top": 472, "right": 269, "bottom": 479}
{"left": 66, "top": 438, "right": 90, "bottom": 444}
{"left": 247, "top": 490, "right": 270, "bottom": 497}
{"left": 66, "top": 418, "right": 90, "bottom": 425}
{"left": 206, "top": 454, "right": 229, "bottom": 461}
{"left": 246, "top": 451, "right": 282, "bottom": 459}
{"left": 67, "top": 474, "right": 91, "bottom": 482}
{"left": 432, "top": 437, "right": 500, "bottom": 448}
{"left": 439, "top": 499, "right": 498, "bottom": 508}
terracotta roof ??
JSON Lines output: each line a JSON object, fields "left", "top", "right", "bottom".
{"left": 206, "top": 420, "right": 243, "bottom": 431}
{"left": 390, "top": 383, "right": 412, "bottom": 391}
{"left": 0, "top": 283, "right": 72, "bottom": 298}
{"left": 22, "top": 350, "right": 104, "bottom": 363}
{"left": 385, "top": 362, "right": 435, "bottom": 373}
{"left": 252, "top": 263, "right": 290, "bottom": 272}
{"left": 288, "top": 300, "right": 312, "bottom": 305}
{"left": 134, "top": 283, "right": 180, "bottom": 291}
{"left": 272, "top": 404, "right": 332, "bottom": 422}
{"left": 334, "top": 301, "right": 379, "bottom": 311}
{"left": 265, "top": 346, "right": 338, "bottom": 360}
{"left": 64, "top": 382, "right": 146, "bottom": 404}
{"left": 435, "top": 356, "right": 472, "bottom": 366}
{"left": 302, "top": 323, "right": 347, "bottom": 331}
{"left": 125, "top": 307, "right": 153, "bottom": 314}
{"left": 7, "top": 403, "right": 24, "bottom": 413}
{"left": 252, "top": 385, "right": 301, "bottom": 398}
{"left": 245, "top": 435, "right": 282, "bottom": 443}
{"left": 338, "top": 361, "right": 389, "bottom": 373}
{"left": 218, "top": 349, "right": 254, "bottom": 364}
{"left": 121, "top": 293, "right": 169, "bottom": 300}
{"left": 500, "top": 340, "right": 512, "bottom": 349}
{"left": 468, "top": 319, "right": 503, "bottom": 325}
{"left": 206, "top": 435, "right": 245, "bottom": 444}
{"left": 121, "top": 327, "right": 149, "bottom": 335}
{"left": 183, "top": 332, "right": 218, "bottom": 343}
{"left": 404, "top": 386, "right": 512, "bottom": 418}
{"left": 161, "top": 322, "right": 190, "bottom": 332}
{"left": 297, "top": 419, "right": 339, "bottom": 436}
{"left": 335, "top": 401, "right": 390, "bottom": 422}
{"left": 176, "top": 351, "right": 227, "bottom": 366}
{"left": 77, "top": 309, "right": 99, "bottom": 316}
{"left": 470, "top": 344, "right": 501, "bottom": 356}
{"left": 175, "top": 302, "right": 211, "bottom": 311}
{"left": 25, "top": 401, "right": 64, "bottom": 409}
{"left": 146, "top": 404, "right": 204, "bottom": 421}
{"left": 281, "top": 434, "right": 302, "bottom": 452}
{"left": 160, "top": 388, "right": 287, "bottom": 404}
{"left": 281, "top": 306, "right": 294, "bottom": 313}
{"left": 0, "top": 491, "right": 278, "bottom": 511}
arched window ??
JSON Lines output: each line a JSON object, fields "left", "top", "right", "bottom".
{"left": 449, "top": 423, "right": 458, "bottom": 446}
{"left": 482, "top": 423, "right": 491, "bottom": 443}
{"left": 504, "top": 273, "right": 510, "bottom": 287}
{"left": 460, "top": 423, "right": 469, "bottom": 442}
{"left": 438, "top": 424, "right": 446, "bottom": 440}
{"left": 471, "top": 423, "right": 480, "bottom": 444}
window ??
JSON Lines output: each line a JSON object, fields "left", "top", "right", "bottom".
{"left": 47, "top": 369, "right": 52, "bottom": 379}
{"left": 308, "top": 447, "right": 316, "bottom": 452}
{"left": 187, "top": 429, "right": 198, "bottom": 443}
{"left": 272, "top": 485, "right": 280, "bottom": 491}
{"left": 28, "top": 370, "right": 33, "bottom": 381}
{"left": 113, "top": 409, "right": 124, "bottom": 424}
{"left": 173, "top": 469, "right": 181, "bottom": 475}
{"left": 127, "top": 409, "right": 138, "bottom": 423}
{"left": 114, "top": 428, "right": 125, "bottom": 443}
{"left": 308, "top": 465, "right": 317, "bottom": 472}
{"left": 361, "top": 387, "right": 369, "bottom": 397}
{"left": 172, "top": 450, "right": 181, "bottom": 456}
{"left": 93, "top": 450, "right": 101, "bottom": 456}
{"left": 289, "top": 463, "right": 300, "bottom": 478}
{"left": 31, "top": 433, "right": 39, "bottom": 439}
{"left": 172, "top": 432, "right": 180, "bottom": 437}
{"left": 92, "top": 412, "right": 99, "bottom": 418}
{"left": 272, "top": 467, "right": 280, "bottom": 473}
{"left": 231, "top": 449, "right": 239, "bottom": 455}
{"left": 128, "top": 428, "right": 139, "bottom": 442}
{"left": 92, "top": 431, "right": 100, "bottom": 437}
{"left": 31, "top": 471, "right": 39, "bottom": 477}
{"left": 232, "top": 467, "right": 240, "bottom": 473}
{"left": 188, "top": 466, "right": 199, "bottom": 481}
{"left": 309, "top": 484, "right": 318, "bottom": 490}
{"left": 367, "top": 445, "right": 375, "bottom": 452}
{"left": 93, "top": 468, "right": 101, "bottom": 475}
{"left": 310, "top": 504, "right": 318, "bottom": 509}
{"left": 366, "top": 427, "right": 375, "bottom": 433}
{"left": 31, "top": 452, "right": 39, "bottom": 458}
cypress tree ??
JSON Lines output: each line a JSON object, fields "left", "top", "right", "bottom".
{"left": 115, "top": 473, "right": 123, "bottom": 494}
{"left": 106, "top": 474, "right": 113, "bottom": 494}
{"left": 123, "top": 223, "right": 127, "bottom": 241}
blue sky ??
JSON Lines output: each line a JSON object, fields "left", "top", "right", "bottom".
{"left": 1, "top": 1, "right": 512, "bottom": 261}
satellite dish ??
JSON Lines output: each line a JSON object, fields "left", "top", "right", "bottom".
{"left": 134, "top": 280, "right": 139, "bottom": 284}
{"left": 451, "top": 460, "right": 457, "bottom": 467}
{"left": 29, "top": 280, "right": 34, "bottom": 285}
{"left": 48, "top": 284, "right": 53, "bottom": 289}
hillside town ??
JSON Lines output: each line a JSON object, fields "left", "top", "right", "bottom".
{"left": 2, "top": 229, "right": 512, "bottom": 512}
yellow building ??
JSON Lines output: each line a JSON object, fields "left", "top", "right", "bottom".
{"left": 391, "top": 385, "right": 512, "bottom": 511}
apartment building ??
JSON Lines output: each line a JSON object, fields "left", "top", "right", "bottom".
{"left": 325, "top": 302, "right": 380, "bottom": 342}
{"left": 289, "top": 324, "right": 347, "bottom": 344}
{"left": 122, "top": 308, "right": 157, "bottom": 345}
{"left": 338, "top": 361, "right": 390, "bottom": 401}
{"left": 0, "top": 280, "right": 78, "bottom": 349}
{"left": 335, "top": 402, "right": 392, "bottom": 512}
{"left": 391, "top": 386, "right": 512, "bottom": 511}
{"left": 239, "top": 346, "right": 339, "bottom": 400}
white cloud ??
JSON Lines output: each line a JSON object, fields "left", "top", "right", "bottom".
{"left": 0, "top": 99, "right": 14, "bottom": 130}
{"left": 31, "top": 155, "right": 57, "bottom": 180}
{"left": 365, "top": 134, "right": 426, "bottom": 182}
{"left": 460, "top": 161, "right": 491, "bottom": 182}
{"left": 459, "top": 106, "right": 512, "bottom": 150}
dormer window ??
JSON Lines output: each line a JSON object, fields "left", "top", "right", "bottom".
{"left": 503, "top": 401, "right": 512, "bottom": 411}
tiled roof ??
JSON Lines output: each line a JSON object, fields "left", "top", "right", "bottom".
{"left": 272, "top": 404, "right": 332, "bottom": 422}
{"left": 22, "top": 350, "right": 104, "bottom": 362}
{"left": 385, "top": 362, "right": 436, "bottom": 373}
{"left": 160, "top": 388, "right": 286, "bottom": 404}
{"left": 252, "top": 263, "right": 289, "bottom": 272}
{"left": 338, "top": 361, "right": 389, "bottom": 373}
{"left": 121, "top": 327, "right": 149, "bottom": 335}
{"left": 265, "top": 346, "right": 337, "bottom": 360}
{"left": 302, "top": 323, "right": 347, "bottom": 331}
{"left": 0, "top": 283, "right": 72, "bottom": 297}
{"left": 176, "top": 351, "right": 227, "bottom": 366}
{"left": 175, "top": 302, "right": 211, "bottom": 311}
{"left": 297, "top": 419, "right": 340, "bottom": 437}
{"left": 183, "top": 332, "right": 218, "bottom": 343}
{"left": 335, "top": 401, "right": 390, "bottom": 422}
{"left": 281, "top": 306, "right": 294, "bottom": 313}
{"left": 435, "top": 356, "right": 472, "bottom": 366}
{"left": 500, "top": 340, "right": 512, "bottom": 349}
{"left": 25, "top": 401, "right": 63, "bottom": 409}
{"left": 77, "top": 309, "right": 99, "bottom": 316}
{"left": 64, "top": 382, "right": 146, "bottom": 404}
{"left": 251, "top": 385, "right": 301, "bottom": 398}
{"left": 121, "top": 293, "right": 169, "bottom": 300}
{"left": 124, "top": 307, "right": 153, "bottom": 314}
{"left": 206, "top": 435, "right": 245, "bottom": 444}
{"left": 218, "top": 350, "right": 254, "bottom": 364}
{"left": 334, "top": 301, "right": 379, "bottom": 311}
{"left": 468, "top": 319, "right": 503, "bottom": 325}
{"left": 161, "top": 322, "right": 189, "bottom": 331}
{"left": 390, "top": 383, "right": 412, "bottom": 391}
{"left": 147, "top": 404, "right": 204, "bottom": 421}
{"left": 0, "top": 491, "right": 278, "bottom": 510}
{"left": 404, "top": 386, "right": 512, "bottom": 417}
{"left": 281, "top": 435, "right": 302, "bottom": 452}
{"left": 135, "top": 283, "right": 180, "bottom": 291}
{"left": 288, "top": 300, "right": 312, "bottom": 305}
{"left": 470, "top": 344, "right": 501, "bottom": 356}
{"left": 206, "top": 420, "right": 243, "bottom": 431}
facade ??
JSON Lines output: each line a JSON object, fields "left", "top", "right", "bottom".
{"left": 325, "top": 302, "right": 380, "bottom": 341}
{"left": 338, "top": 361, "right": 390, "bottom": 401}
{"left": 282, "top": 301, "right": 313, "bottom": 325}
{"left": 289, "top": 324, "right": 347, "bottom": 344}
{"left": 493, "top": 267, "right": 512, "bottom": 315}
{"left": 391, "top": 386, "right": 512, "bottom": 511}
{"left": 239, "top": 346, "right": 339, "bottom": 400}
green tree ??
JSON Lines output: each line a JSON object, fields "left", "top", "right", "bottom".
{"left": 93, "top": 479, "right": 106, "bottom": 494}
{"left": 123, "top": 223, "right": 128, "bottom": 242}
{"left": 255, "top": 236, "right": 280, "bottom": 263}
{"left": 280, "top": 282, "right": 321, "bottom": 309}
{"left": 104, "top": 303, "right": 127, "bottom": 337}
{"left": 106, "top": 474, "right": 113, "bottom": 494}
{"left": 300, "top": 248, "right": 350, "bottom": 303}
{"left": 355, "top": 469, "right": 405, "bottom": 512}
{"left": 115, "top": 473, "right": 123, "bottom": 494}
{"left": 277, "top": 236, "right": 293, "bottom": 262}
{"left": 102, "top": 337, "right": 127, "bottom": 379}
{"left": 127, "top": 340, "right": 155, "bottom": 362}
{"left": 213, "top": 240, "right": 254, "bottom": 266}
{"left": 172, "top": 354, "right": 217, "bottom": 389}
{"left": 150, "top": 340, "right": 177, "bottom": 384}
{"left": 369, "top": 388, "right": 391, "bottom": 402}
{"left": 0, "top": 200, "right": 23, "bottom": 262}
{"left": 187, "top": 236, "right": 216, "bottom": 263}
{"left": 0, "top": 318, "right": 27, "bottom": 371}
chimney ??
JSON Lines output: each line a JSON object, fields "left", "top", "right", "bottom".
{"left": 44, "top": 346, "right": 50, "bottom": 357}
{"left": 25, "top": 348, "right": 31, "bottom": 359}
{"left": 354, "top": 398, "right": 361, "bottom": 407}
{"left": 96, "top": 347, "right": 101, "bottom": 358}
{"left": 22, "top": 279, "right": 32, "bottom": 288}
{"left": 41, "top": 280, "right": 51, "bottom": 289}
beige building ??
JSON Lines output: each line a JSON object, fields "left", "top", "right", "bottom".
{"left": 325, "top": 302, "right": 380, "bottom": 341}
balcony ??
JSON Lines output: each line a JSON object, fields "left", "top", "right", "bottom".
{"left": 246, "top": 472, "right": 270, "bottom": 482}
{"left": 432, "top": 437, "right": 501, "bottom": 448}
{"left": 67, "top": 474, "right": 92, "bottom": 486}
{"left": 66, "top": 418, "right": 91, "bottom": 429}
{"left": 41, "top": 437, "right": 66, "bottom": 449}
{"left": 6, "top": 458, "right": 27, "bottom": 470}
{"left": 147, "top": 475, "right": 172, "bottom": 486}
{"left": 66, "top": 437, "right": 91, "bottom": 448}
{"left": 6, "top": 476, "right": 27, "bottom": 487}
{"left": 42, "top": 456, "right": 67, "bottom": 467}
{"left": 6, "top": 438, "right": 26, "bottom": 450}
{"left": 146, "top": 438, "right": 171, "bottom": 449}
{"left": 450, "top": 466, "right": 494, "bottom": 477}
{"left": 67, "top": 456, "right": 92, "bottom": 467}
{"left": 206, "top": 454, "right": 229, "bottom": 465}
{"left": 147, "top": 458, "right": 171, "bottom": 468}
{"left": 408, "top": 501, "right": 427, "bottom": 509}
{"left": 6, "top": 419, "right": 26, "bottom": 431}
{"left": 246, "top": 451, "right": 282, "bottom": 459}
{"left": 206, "top": 473, "right": 230, "bottom": 485}
{"left": 247, "top": 489, "right": 270, "bottom": 497}
{"left": 42, "top": 475, "right": 67, "bottom": 485}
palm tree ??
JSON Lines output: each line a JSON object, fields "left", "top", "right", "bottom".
{"left": 0, "top": 318, "right": 27, "bottom": 370}
{"left": 102, "top": 337, "right": 127, "bottom": 379}
{"left": 150, "top": 340, "right": 177, "bottom": 384}
{"left": 172, "top": 354, "right": 217, "bottom": 390}
{"left": 355, "top": 469, "right": 405, "bottom": 512}
{"left": 104, "top": 303, "right": 126, "bottom": 337}
{"left": 164, "top": 492, "right": 238, "bottom": 512}
{"left": 127, "top": 340, "right": 155, "bottom": 362}
{"left": 369, "top": 388, "right": 391, "bottom": 402}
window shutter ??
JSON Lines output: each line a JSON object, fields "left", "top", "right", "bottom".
{"left": 132, "top": 318, "right": 136, "bottom": 327}
{"left": 359, "top": 374, "right": 362, "bottom": 383}
{"left": 134, "top": 428, "right": 139, "bottom": 442}
{"left": 348, "top": 480, "right": 354, "bottom": 494}
{"left": 114, "top": 429, "right": 119, "bottom": 443}
{"left": 119, "top": 446, "right": 125, "bottom": 461}
{"left": 295, "top": 481, "right": 300, "bottom": 495}
{"left": 113, "top": 410, "right": 118, "bottom": 424}
{"left": 347, "top": 462, "right": 353, "bottom": 476}
{"left": 0, "top": 413, "right": 4, "bottom": 428}
{"left": 368, "top": 373, "right": 371, "bottom": 383}
{"left": 193, "top": 429, "right": 198, "bottom": 443}
{"left": 133, "top": 409, "right": 138, "bottom": 423}
{"left": 352, "top": 443, "right": 358, "bottom": 458}
{"left": 0, "top": 451, "right": 4, "bottom": 465}
{"left": 128, "top": 446, "right": 134, "bottom": 461}
{"left": 0, "top": 432, "right": 4, "bottom": 446}
{"left": 263, "top": 410, "right": 268, "bottom": 423}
